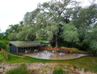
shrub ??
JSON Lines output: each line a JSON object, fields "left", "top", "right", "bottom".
{"left": 53, "top": 68, "right": 68, "bottom": 74}
{"left": 0, "top": 50, "right": 8, "bottom": 60}
{"left": 60, "top": 47, "right": 83, "bottom": 54}
{"left": 0, "top": 40, "right": 9, "bottom": 50}
{"left": 6, "top": 64, "right": 30, "bottom": 74}
{"left": 0, "top": 53, "right": 4, "bottom": 61}
{"left": 41, "top": 47, "right": 83, "bottom": 54}
{"left": 89, "top": 41, "right": 97, "bottom": 56}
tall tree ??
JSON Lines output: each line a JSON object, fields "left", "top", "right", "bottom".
{"left": 72, "top": 4, "right": 97, "bottom": 49}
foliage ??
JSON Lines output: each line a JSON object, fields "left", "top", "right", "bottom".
{"left": 89, "top": 41, "right": 97, "bottom": 56}
{"left": 6, "top": 64, "right": 30, "bottom": 74}
{"left": 0, "top": 53, "right": 4, "bottom": 61}
{"left": 72, "top": 4, "right": 97, "bottom": 50}
{"left": 60, "top": 47, "right": 84, "bottom": 54}
{"left": 6, "top": 0, "right": 76, "bottom": 47}
{"left": 0, "top": 40, "right": 8, "bottom": 49}
{"left": 62, "top": 24, "right": 79, "bottom": 42}
{"left": 53, "top": 68, "right": 67, "bottom": 74}
{"left": 8, "top": 33, "right": 17, "bottom": 40}
{"left": 0, "top": 33, "right": 7, "bottom": 39}
{"left": 4, "top": 0, "right": 97, "bottom": 55}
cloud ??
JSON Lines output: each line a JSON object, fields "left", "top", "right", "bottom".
{"left": 0, "top": 0, "right": 97, "bottom": 32}
{"left": 0, "top": 0, "right": 49, "bottom": 32}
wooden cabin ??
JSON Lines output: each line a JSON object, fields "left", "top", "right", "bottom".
{"left": 9, "top": 41, "right": 48, "bottom": 54}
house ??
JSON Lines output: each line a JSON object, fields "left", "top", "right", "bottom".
{"left": 9, "top": 41, "right": 49, "bottom": 54}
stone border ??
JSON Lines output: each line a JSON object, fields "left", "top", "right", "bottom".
{"left": 25, "top": 54, "right": 88, "bottom": 60}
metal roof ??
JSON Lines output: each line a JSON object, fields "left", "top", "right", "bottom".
{"left": 9, "top": 41, "right": 49, "bottom": 47}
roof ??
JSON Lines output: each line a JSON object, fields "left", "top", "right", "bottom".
{"left": 9, "top": 41, "right": 49, "bottom": 47}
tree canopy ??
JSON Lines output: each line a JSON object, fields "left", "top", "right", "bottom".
{"left": 4, "top": 0, "right": 97, "bottom": 55}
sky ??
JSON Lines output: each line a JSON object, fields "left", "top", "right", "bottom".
{"left": 0, "top": 0, "right": 97, "bottom": 32}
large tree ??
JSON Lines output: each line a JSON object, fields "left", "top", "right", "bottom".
{"left": 5, "top": 0, "right": 97, "bottom": 53}
{"left": 72, "top": 4, "right": 97, "bottom": 50}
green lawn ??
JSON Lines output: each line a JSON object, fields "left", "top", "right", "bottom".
{"left": 0, "top": 53, "right": 97, "bottom": 72}
{"left": 0, "top": 54, "right": 4, "bottom": 61}
{"left": 67, "top": 57, "right": 97, "bottom": 72}
{"left": 7, "top": 54, "right": 97, "bottom": 72}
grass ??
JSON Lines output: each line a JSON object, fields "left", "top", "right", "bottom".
{"left": 5, "top": 54, "right": 97, "bottom": 72}
{"left": 0, "top": 53, "right": 4, "bottom": 61}
{"left": 67, "top": 57, "right": 97, "bottom": 72}
{"left": 6, "top": 64, "right": 30, "bottom": 74}
{"left": 0, "top": 52, "right": 97, "bottom": 72}
{"left": 53, "top": 68, "right": 67, "bottom": 74}
{"left": 7, "top": 54, "right": 66, "bottom": 63}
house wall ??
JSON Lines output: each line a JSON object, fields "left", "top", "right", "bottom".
{"left": 9, "top": 44, "right": 44, "bottom": 54}
{"left": 9, "top": 44, "right": 18, "bottom": 54}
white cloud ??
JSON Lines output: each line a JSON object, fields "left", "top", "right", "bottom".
{"left": 0, "top": 0, "right": 49, "bottom": 32}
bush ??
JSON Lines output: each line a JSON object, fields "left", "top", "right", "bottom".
{"left": 0, "top": 40, "right": 9, "bottom": 50}
{"left": 89, "top": 41, "right": 97, "bottom": 56}
{"left": 60, "top": 47, "right": 83, "bottom": 54}
{"left": 53, "top": 68, "right": 68, "bottom": 74}
{"left": 6, "top": 64, "right": 30, "bottom": 74}
{"left": 0, "top": 49, "right": 9, "bottom": 62}
{"left": 41, "top": 47, "right": 83, "bottom": 54}
{"left": 0, "top": 53, "right": 4, "bottom": 61}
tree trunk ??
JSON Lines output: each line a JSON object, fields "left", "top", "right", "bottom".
{"left": 55, "top": 35, "right": 58, "bottom": 48}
